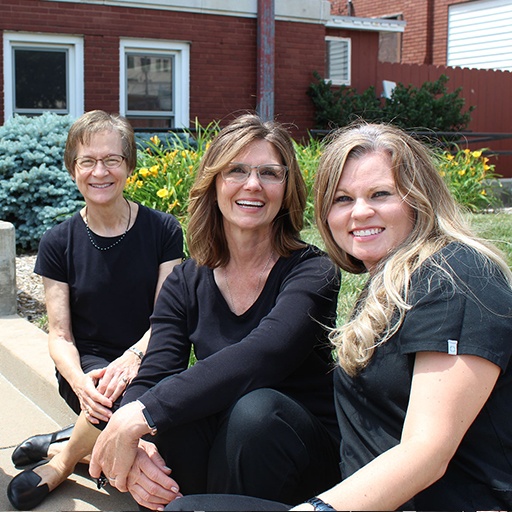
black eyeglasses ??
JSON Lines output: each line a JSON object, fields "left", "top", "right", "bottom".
{"left": 74, "top": 154, "right": 125, "bottom": 171}
{"left": 221, "top": 163, "right": 288, "bottom": 185}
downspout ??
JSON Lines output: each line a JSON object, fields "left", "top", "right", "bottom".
{"left": 425, "top": 0, "right": 434, "bottom": 64}
{"left": 256, "top": 0, "right": 275, "bottom": 121}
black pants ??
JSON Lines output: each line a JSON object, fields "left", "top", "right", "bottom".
{"left": 155, "top": 388, "right": 340, "bottom": 506}
{"left": 165, "top": 494, "right": 290, "bottom": 511}
{"left": 57, "top": 353, "right": 121, "bottom": 430}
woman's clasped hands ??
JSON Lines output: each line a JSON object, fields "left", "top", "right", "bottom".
{"left": 89, "top": 401, "right": 182, "bottom": 511}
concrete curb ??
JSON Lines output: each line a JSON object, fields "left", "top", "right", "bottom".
{"left": 0, "top": 315, "right": 75, "bottom": 425}
{"left": 0, "top": 315, "right": 138, "bottom": 511}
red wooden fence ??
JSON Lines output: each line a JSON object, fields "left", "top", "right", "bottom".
{"left": 375, "top": 62, "right": 512, "bottom": 179}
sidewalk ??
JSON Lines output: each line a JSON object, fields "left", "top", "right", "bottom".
{"left": 0, "top": 314, "right": 138, "bottom": 511}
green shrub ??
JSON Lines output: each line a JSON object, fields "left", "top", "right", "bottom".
{"left": 307, "top": 71, "right": 382, "bottom": 128}
{"left": 0, "top": 113, "right": 83, "bottom": 251}
{"left": 383, "top": 75, "right": 474, "bottom": 131}
{"left": 308, "top": 72, "right": 474, "bottom": 132}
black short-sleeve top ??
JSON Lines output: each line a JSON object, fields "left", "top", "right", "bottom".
{"left": 35, "top": 204, "right": 183, "bottom": 360}
{"left": 334, "top": 242, "right": 512, "bottom": 510}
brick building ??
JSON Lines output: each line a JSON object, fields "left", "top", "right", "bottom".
{"left": 329, "top": 0, "right": 512, "bottom": 71}
{"left": 2, "top": 0, "right": 405, "bottom": 138}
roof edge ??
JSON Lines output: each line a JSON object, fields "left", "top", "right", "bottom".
{"left": 326, "top": 15, "right": 406, "bottom": 32}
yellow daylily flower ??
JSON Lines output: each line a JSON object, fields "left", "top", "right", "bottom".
{"left": 157, "top": 188, "right": 170, "bottom": 198}
{"left": 471, "top": 150, "right": 482, "bottom": 159}
{"left": 150, "top": 135, "right": 161, "bottom": 146}
{"left": 138, "top": 168, "right": 150, "bottom": 178}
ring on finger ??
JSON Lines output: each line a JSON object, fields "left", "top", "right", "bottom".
{"left": 122, "top": 376, "right": 128, "bottom": 383}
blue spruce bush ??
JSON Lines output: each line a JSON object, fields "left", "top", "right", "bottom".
{"left": 0, "top": 113, "right": 83, "bottom": 251}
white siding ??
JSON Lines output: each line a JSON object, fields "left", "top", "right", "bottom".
{"left": 448, "top": 0, "right": 512, "bottom": 71}
{"left": 44, "top": 0, "right": 332, "bottom": 23}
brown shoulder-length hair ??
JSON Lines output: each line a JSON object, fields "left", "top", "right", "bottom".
{"left": 64, "top": 110, "right": 137, "bottom": 177}
{"left": 187, "top": 113, "right": 307, "bottom": 267}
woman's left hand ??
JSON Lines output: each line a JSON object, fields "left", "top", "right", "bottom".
{"left": 89, "top": 400, "right": 147, "bottom": 492}
{"left": 96, "top": 350, "right": 141, "bottom": 402}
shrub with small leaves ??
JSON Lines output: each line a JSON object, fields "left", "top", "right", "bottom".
{"left": 0, "top": 113, "right": 83, "bottom": 251}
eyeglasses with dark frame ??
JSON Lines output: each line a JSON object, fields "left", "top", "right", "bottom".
{"left": 74, "top": 154, "right": 126, "bottom": 171}
{"left": 221, "top": 163, "right": 288, "bottom": 185}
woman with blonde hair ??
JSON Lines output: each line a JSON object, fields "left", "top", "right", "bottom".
{"left": 89, "top": 113, "right": 341, "bottom": 511}
{"left": 165, "top": 121, "right": 512, "bottom": 511}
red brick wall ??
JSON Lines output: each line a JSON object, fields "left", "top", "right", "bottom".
{"left": 329, "top": 0, "right": 470, "bottom": 66}
{"left": 0, "top": 1, "right": 329, "bottom": 138}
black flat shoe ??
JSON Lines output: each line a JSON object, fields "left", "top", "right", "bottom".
{"left": 11, "top": 424, "right": 74, "bottom": 468}
{"left": 7, "top": 461, "right": 50, "bottom": 510}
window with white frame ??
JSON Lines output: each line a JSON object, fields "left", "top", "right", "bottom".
{"left": 326, "top": 37, "right": 351, "bottom": 86}
{"left": 3, "top": 32, "right": 84, "bottom": 119}
{"left": 120, "top": 39, "right": 190, "bottom": 128}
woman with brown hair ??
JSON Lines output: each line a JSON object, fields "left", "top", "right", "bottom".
{"left": 89, "top": 113, "right": 341, "bottom": 511}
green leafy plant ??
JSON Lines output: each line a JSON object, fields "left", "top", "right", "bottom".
{"left": 294, "top": 136, "right": 324, "bottom": 227}
{"left": 124, "top": 120, "right": 220, "bottom": 255}
{"left": 438, "top": 148, "right": 502, "bottom": 212}
{"left": 126, "top": 137, "right": 199, "bottom": 222}
{"left": 383, "top": 75, "right": 474, "bottom": 131}
{"left": 308, "top": 72, "right": 474, "bottom": 132}
{"left": 307, "top": 71, "right": 381, "bottom": 129}
{"left": 0, "top": 113, "right": 83, "bottom": 251}
{"left": 125, "top": 121, "right": 220, "bottom": 220}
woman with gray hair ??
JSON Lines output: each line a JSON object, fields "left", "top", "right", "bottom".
{"left": 8, "top": 110, "right": 184, "bottom": 510}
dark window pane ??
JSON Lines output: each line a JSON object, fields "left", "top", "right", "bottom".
{"left": 126, "top": 53, "right": 173, "bottom": 113}
{"left": 14, "top": 48, "right": 67, "bottom": 110}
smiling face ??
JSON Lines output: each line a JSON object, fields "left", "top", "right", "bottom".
{"left": 73, "top": 130, "right": 130, "bottom": 207}
{"left": 327, "top": 151, "right": 415, "bottom": 273}
{"left": 215, "top": 139, "right": 286, "bottom": 238}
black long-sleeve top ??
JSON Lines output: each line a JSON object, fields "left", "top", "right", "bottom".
{"left": 123, "top": 245, "right": 340, "bottom": 437}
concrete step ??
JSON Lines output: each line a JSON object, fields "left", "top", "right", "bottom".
{"left": 0, "top": 314, "right": 137, "bottom": 511}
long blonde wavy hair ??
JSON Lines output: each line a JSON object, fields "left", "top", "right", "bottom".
{"left": 314, "top": 122, "right": 512, "bottom": 376}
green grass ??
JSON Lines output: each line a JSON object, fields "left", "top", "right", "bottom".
{"left": 468, "top": 213, "right": 512, "bottom": 266}
{"left": 302, "top": 212, "right": 512, "bottom": 323}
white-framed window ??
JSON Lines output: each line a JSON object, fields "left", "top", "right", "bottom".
{"left": 120, "top": 39, "right": 190, "bottom": 128}
{"left": 3, "top": 32, "right": 84, "bottom": 119}
{"left": 326, "top": 36, "right": 351, "bottom": 86}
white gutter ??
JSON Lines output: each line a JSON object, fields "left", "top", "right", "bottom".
{"left": 327, "top": 15, "right": 406, "bottom": 33}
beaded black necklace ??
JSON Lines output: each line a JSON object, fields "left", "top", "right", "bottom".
{"left": 84, "top": 198, "right": 131, "bottom": 251}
